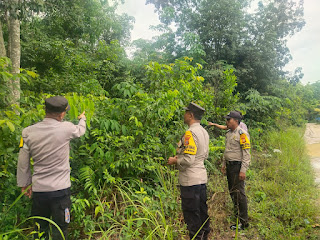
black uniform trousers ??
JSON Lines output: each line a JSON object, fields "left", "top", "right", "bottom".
{"left": 180, "top": 184, "right": 211, "bottom": 240}
{"left": 226, "top": 162, "right": 248, "bottom": 225}
{"left": 32, "top": 188, "right": 71, "bottom": 240}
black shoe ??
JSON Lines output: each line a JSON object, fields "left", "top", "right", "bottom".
{"left": 230, "top": 222, "right": 249, "bottom": 230}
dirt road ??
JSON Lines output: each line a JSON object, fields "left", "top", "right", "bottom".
{"left": 304, "top": 123, "right": 320, "bottom": 185}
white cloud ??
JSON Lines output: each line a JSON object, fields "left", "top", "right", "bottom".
{"left": 117, "top": 0, "right": 161, "bottom": 41}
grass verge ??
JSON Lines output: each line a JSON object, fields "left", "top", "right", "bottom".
{"left": 208, "top": 127, "right": 320, "bottom": 239}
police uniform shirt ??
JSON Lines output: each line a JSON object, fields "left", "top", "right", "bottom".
{"left": 239, "top": 122, "right": 248, "bottom": 132}
{"left": 176, "top": 122, "right": 209, "bottom": 186}
{"left": 17, "top": 117, "right": 86, "bottom": 192}
{"left": 223, "top": 125, "right": 251, "bottom": 173}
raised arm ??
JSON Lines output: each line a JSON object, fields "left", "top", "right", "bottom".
{"left": 208, "top": 122, "right": 228, "bottom": 130}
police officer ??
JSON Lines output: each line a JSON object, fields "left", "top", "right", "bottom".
{"left": 167, "top": 102, "right": 211, "bottom": 240}
{"left": 222, "top": 111, "right": 251, "bottom": 230}
{"left": 17, "top": 96, "right": 86, "bottom": 240}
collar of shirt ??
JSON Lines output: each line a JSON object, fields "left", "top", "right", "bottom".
{"left": 189, "top": 122, "right": 201, "bottom": 128}
{"left": 235, "top": 125, "right": 241, "bottom": 131}
{"left": 230, "top": 125, "right": 241, "bottom": 133}
{"left": 43, "top": 117, "right": 61, "bottom": 123}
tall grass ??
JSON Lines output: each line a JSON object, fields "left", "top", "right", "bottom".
{"left": 85, "top": 165, "right": 188, "bottom": 239}
{"left": 247, "top": 127, "right": 320, "bottom": 239}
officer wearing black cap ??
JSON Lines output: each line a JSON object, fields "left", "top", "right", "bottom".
{"left": 167, "top": 102, "right": 211, "bottom": 239}
{"left": 17, "top": 96, "right": 86, "bottom": 240}
{"left": 223, "top": 111, "right": 251, "bottom": 230}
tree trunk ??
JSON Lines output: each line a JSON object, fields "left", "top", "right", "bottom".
{"left": 9, "top": 1, "right": 20, "bottom": 105}
{"left": 0, "top": 21, "right": 6, "bottom": 57}
{"left": 6, "top": 11, "right": 11, "bottom": 59}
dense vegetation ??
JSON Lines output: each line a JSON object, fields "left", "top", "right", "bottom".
{"left": 1, "top": 0, "right": 320, "bottom": 239}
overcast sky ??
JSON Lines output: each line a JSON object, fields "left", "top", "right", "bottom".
{"left": 285, "top": 0, "right": 320, "bottom": 84}
{"left": 118, "top": 0, "right": 320, "bottom": 84}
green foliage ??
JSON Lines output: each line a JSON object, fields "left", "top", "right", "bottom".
{"left": 243, "top": 89, "right": 282, "bottom": 127}
{"left": 203, "top": 62, "right": 239, "bottom": 122}
{"left": 0, "top": 92, "right": 43, "bottom": 234}
{"left": 0, "top": 57, "right": 13, "bottom": 108}
{"left": 89, "top": 179, "right": 184, "bottom": 239}
{"left": 304, "top": 81, "right": 320, "bottom": 121}
{"left": 65, "top": 93, "right": 95, "bottom": 128}
{"left": 18, "top": 0, "right": 133, "bottom": 96}
{"left": 145, "top": 0, "right": 305, "bottom": 93}
{"left": 2, "top": 47, "right": 320, "bottom": 238}
{"left": 69, "top": 59, "right": 217, "bottom": 189}
{"left": 0, "top": 60, "right": 41, "bottom": 215}
{"left": 248, "top": 128, "right": 319, "bottom": 239}
{"left": 21, "top": 0, "right": 134, "bottom": 46}
{"left": 1, "top": 56, "right": 234, "bottom": 238}
{"left": 21, "top": 37, "right": 127, "bottom": 95}
{"left": 0, "top": 57, "right": 38, "bottom": 108}
{"left": 242, "top": 80, "right": 318, "bottom": 129}
{"left": 1, "top": 0, "right": 320, "bottom": 239}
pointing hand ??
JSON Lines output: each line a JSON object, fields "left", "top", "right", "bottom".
{"left": 78, "top": 111, "right": 86, "bottom": 119}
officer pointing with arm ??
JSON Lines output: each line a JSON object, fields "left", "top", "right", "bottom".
{"left": 17, "top": 96, "right": 86, "bottom": 240}
{"left": 167, "top": 102, "right": 211, "bottom": 240}
{"left": 222, "top": 111, "right": 251, "bottom": 230}
{"left": 208, "top": 110, "right": 248, "bottom": 132}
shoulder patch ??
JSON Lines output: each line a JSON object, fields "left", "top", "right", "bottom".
{"left": 183, "top": 131, "right": 197, "bottom": 155}
{"left": 240, "top": 132, "right": 250, "bottom": 149}
{"left": 19, "top": 137, "right": 24, "bottom": 148}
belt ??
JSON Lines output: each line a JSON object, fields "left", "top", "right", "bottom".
{"left": 226, "top": 161, "right": 242, "bottom": 166}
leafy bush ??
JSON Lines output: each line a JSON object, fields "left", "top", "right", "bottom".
{"left": 1, "top": 56, "right": 320, "bottom": 239}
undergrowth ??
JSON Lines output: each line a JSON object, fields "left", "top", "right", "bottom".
{"left": 1, "top": 127, "right": 319, "bottom": 239}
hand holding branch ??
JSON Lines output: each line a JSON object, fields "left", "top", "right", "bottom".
{"left": 167, "top": 156, "right": 178, "bottom": 165}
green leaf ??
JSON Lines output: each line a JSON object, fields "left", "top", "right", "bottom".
{"left": 95, "top": 205, "right": 102, "bottom": 217}
{"left": 6, "top": 121, "right": 15, "bottom": 132}
{"left": 26, "top": 70, "right": 38, "bottom": 78}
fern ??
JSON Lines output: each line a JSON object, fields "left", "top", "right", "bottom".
{"left": 79, "top": 166, "right": 98, "bottom": 195}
